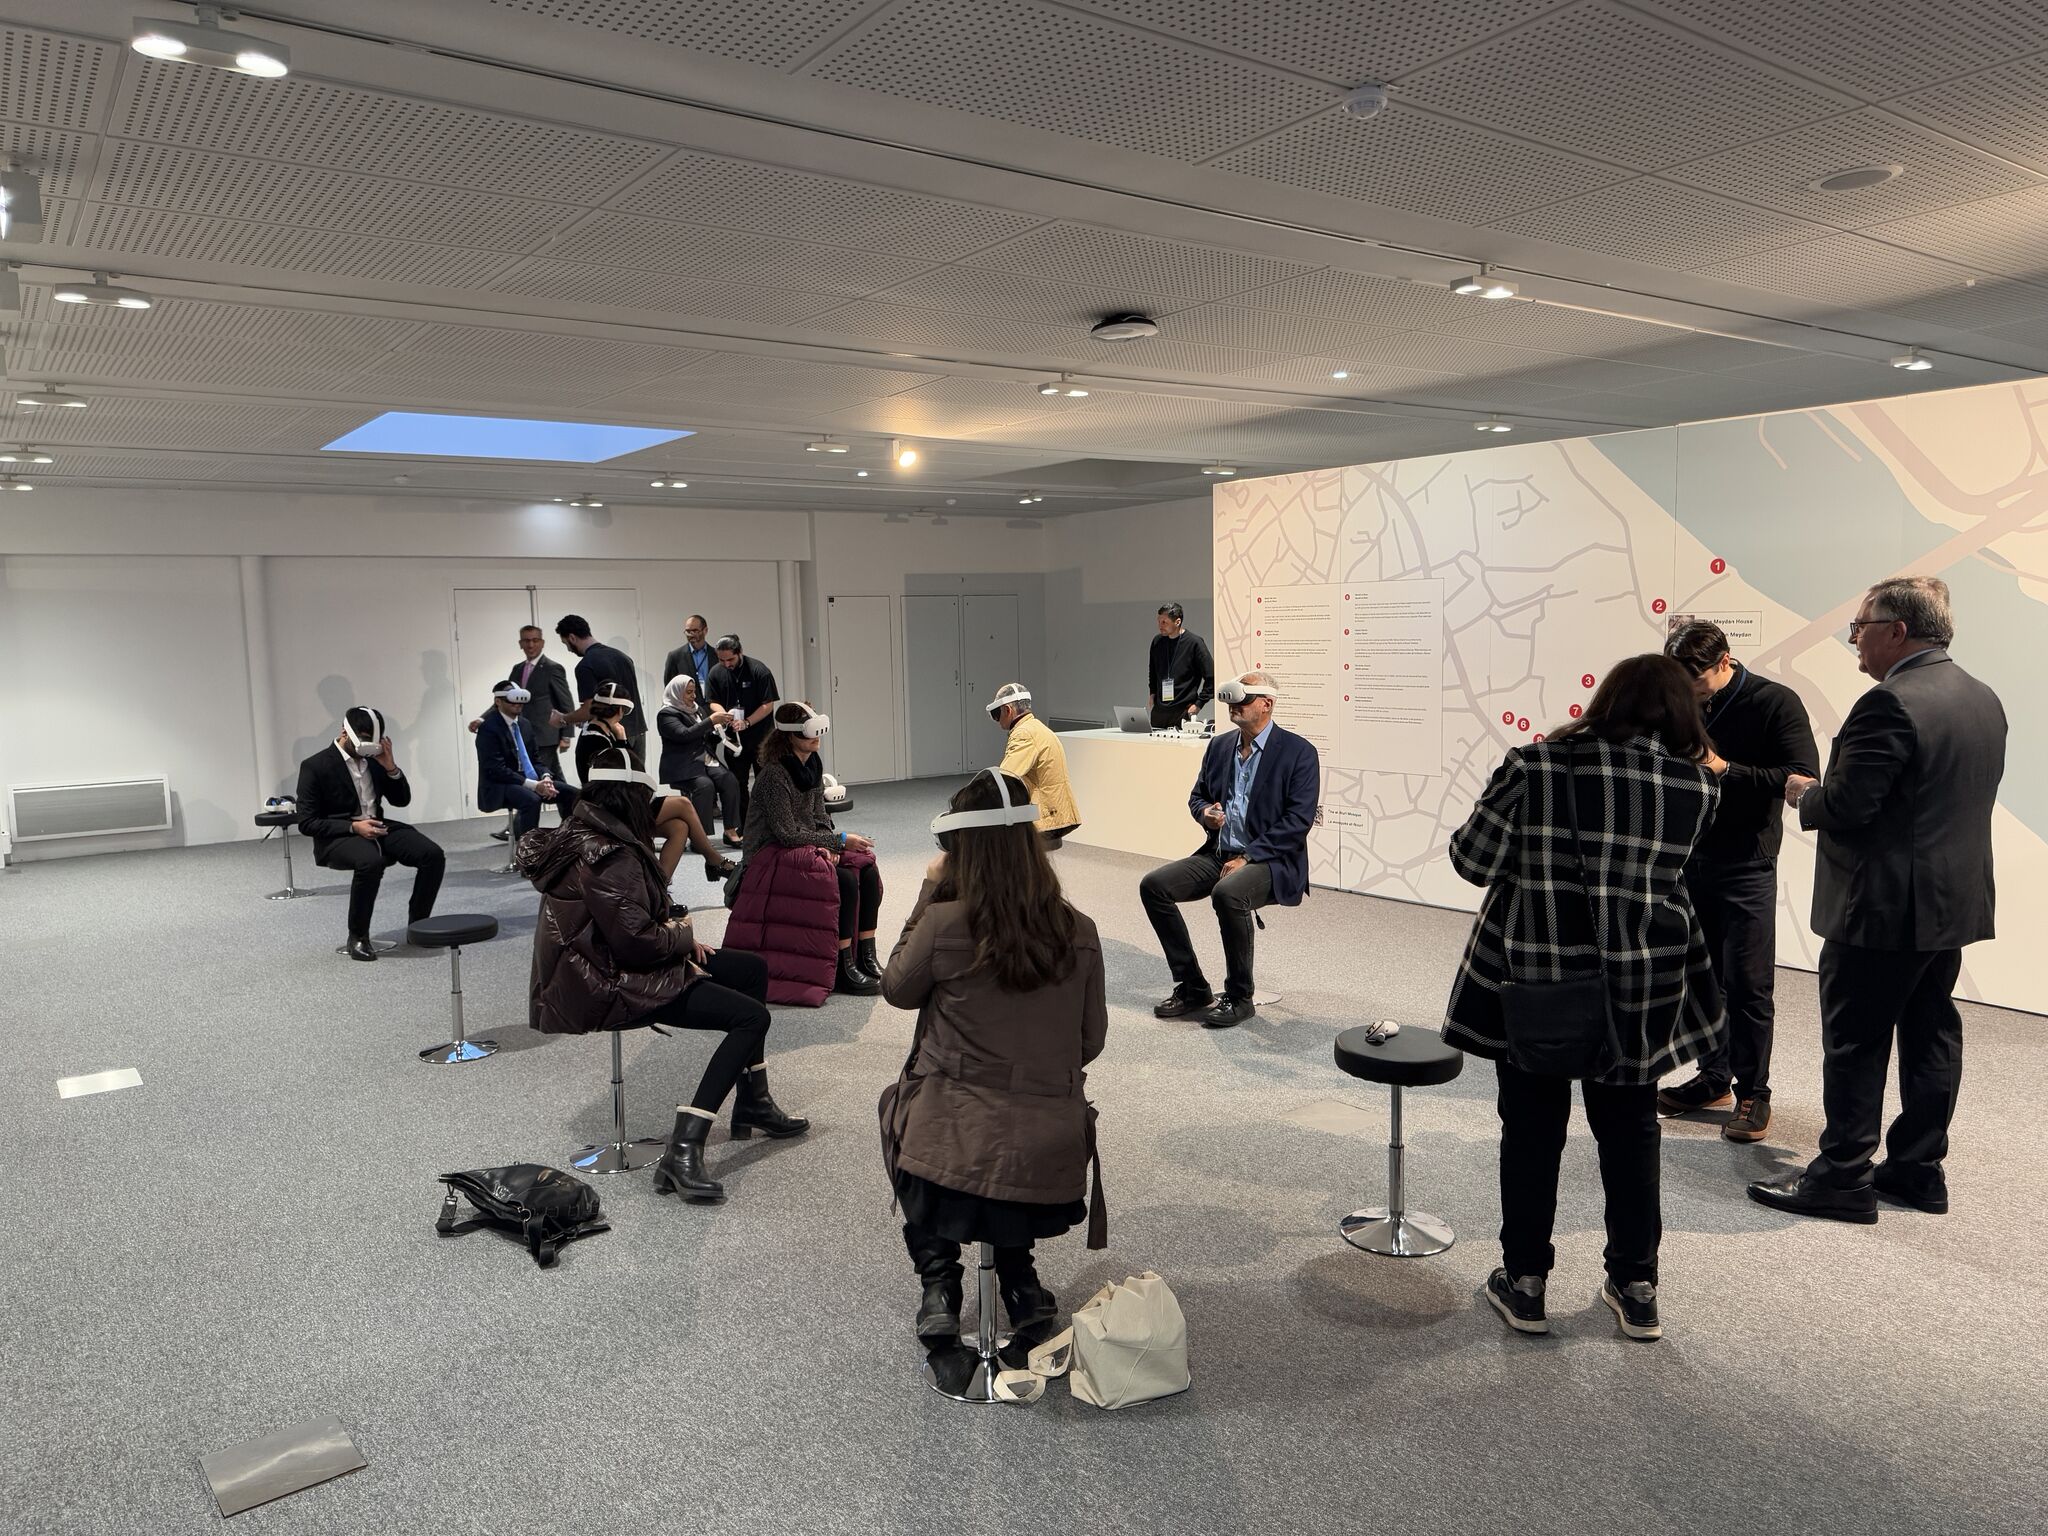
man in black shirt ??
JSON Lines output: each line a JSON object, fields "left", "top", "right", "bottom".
{"left": 554, "top": 613, "right": 647, "bottom": 766}
{"left": 1147, "top": 602, "right": 1215, "bottom": 728}
{"left": 705, "top": 632, "right": 779, "bottom": 836}
{"left": 1657, "top": 621, "right": 1818, "bottom": 1141}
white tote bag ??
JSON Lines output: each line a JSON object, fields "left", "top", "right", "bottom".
{"left": 1067, "top": 1271, "right": 1191, "bottom": 1409}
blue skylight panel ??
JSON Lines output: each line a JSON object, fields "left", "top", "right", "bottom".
{"left": 323, "top": 412, "right": 690, "bottom": 462}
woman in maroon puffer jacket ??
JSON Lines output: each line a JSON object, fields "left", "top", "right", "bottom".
{"left": 519, "top": 744, "right": 808, "bottom": 1203}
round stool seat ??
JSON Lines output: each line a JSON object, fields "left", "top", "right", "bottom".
{"left": 407, "top": 913, "right": 499, "bottom": 948}
{"left": 254, "top": 810, "right": 296, "bottom": 828}
{"left": 1335, "top": 1025, "right": 1464, "bottom": 1088}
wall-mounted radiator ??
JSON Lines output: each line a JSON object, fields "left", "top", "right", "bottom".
{"left": 7, "top": 776, "right": 172, "bottom": 842}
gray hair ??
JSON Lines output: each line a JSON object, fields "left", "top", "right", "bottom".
{"left": 1242, "top": 669, "right": 1277, "bottom": 693}
{"left": 1867, "top": 576, "right": 1953, "bottom": 643}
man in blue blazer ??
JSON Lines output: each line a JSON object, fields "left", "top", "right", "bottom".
{"left": 1139, "top": 670, "right": 1321, "bottom": 1028}
{"left": 477, "top": 680, "right": 577, "bottom": 839}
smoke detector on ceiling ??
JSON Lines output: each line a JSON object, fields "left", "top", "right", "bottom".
{"left": 1091, "top": 313, "right": 1160, "bottom": 342}
{"left": 1810, "top": 164, "right": 1902, "bottom": 193}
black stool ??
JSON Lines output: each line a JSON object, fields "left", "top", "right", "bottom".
{"left": 572, "top": 1027, "right": 666, "bottom": 1175}
{"left": 1334, "top": 1022, "right": 1464, "bottom": 1257}
{"left": 254, "top": 810, "right": 301, "bottom": 900}
{"left": 407, "top": 914, "right": 500, "bottom": 1064}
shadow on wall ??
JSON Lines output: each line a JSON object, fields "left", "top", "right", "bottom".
{"left": 284, "top": 675, "right": 359, "bottom": 797}
{"left": 279, "top": 654, "right": 455, "bottom": 803}
{"left": 167, "top": 787, "right": 236, "bottom": 846}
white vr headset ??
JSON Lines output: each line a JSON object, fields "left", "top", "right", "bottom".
{"left": 585, "top": 762, "right": 660, "bottom": 792}
{"left": 775, "top": 706, "right": 830, "bottom": 739}
{"left": 985, "top": 683, "right": 1031, "bottom": 718}
{"left": 712, "top": 722, "right": 743, "bottom": 761}
{"left": 492, "top": 682, "right": 531, "bottom": 703}
{"left": 1216, "top": 679, "right": 1278, "bottom": 706}
{"left": 930, "top": 767, "right": 1042, "bottom": 839}
{"left": 590, "top": 685, "right": 634, "bottom": 718}
{"left": 342, "top": 709, "right": 385, "bottom": 755}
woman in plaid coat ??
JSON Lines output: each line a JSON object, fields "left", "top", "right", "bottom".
{"left": 1445, "top": 654, "right": 1724, "bottom": 1343}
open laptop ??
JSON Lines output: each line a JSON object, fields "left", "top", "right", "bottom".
{"left": 1113, "top": 706, "right": 1153, "bottom": 733}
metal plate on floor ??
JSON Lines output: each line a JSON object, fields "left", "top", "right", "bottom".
{"left": 199, "top": 1415, "right": 366, "bottom": 1517}
{"left": 1282, "top": 1098, "right": 1380, "bottom": 1136}
{"left": 56, "top": 1067, "right": 142, "bottom": 1100}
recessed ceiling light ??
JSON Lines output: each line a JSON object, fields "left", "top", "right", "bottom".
{"left": 1890, "top": 348, "right": 1933, "bottom": 371}
{"left": 855, "top": 469, "right": 869, "bottom": 477}
{"left": 0, "top": 447, "right": 53, "bottom": 464}
{"left": 1811, "top": 164, "right": 1902, "bottom": 193}
{"left": 1201, "top": 464, "right": 1237, "bottom": 476}
{"left": 648, "top": 477, "right": 688, "bottom": 487}
{"left": 805, "top": 435, "right": 850, "bottom": 453}
{"left": 1451, "top": 267, "right": 1517, "bottom": 300}
{"left": 891, "top": 438, "right": 919, "bottom": 469}
{"left": 131, "top": 7, "right": 291, "bottom": 77}
{"left": 565, "top": 493, "right": 605, "bottom": 508}
{"left": 52, "top": 272, "right": 152, "bottom": 309}
{"left": 1091, "top": 313, "right": 1161, "bottom": 342}
{"left": 1330, "top": 369, "right": 1350, "bottom": 380}
{"left": 1475, "top": 417, "right": 1514, "bottom": 432}
{"left": 16, "top": 384, "right": 87, "bottom": 408}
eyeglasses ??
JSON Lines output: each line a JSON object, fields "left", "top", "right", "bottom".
{"left": 1846, "top": 615, "right": 1899, "bottom": 640}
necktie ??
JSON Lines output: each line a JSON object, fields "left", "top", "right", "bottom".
{"left": 520, "top": 661, "right": 534, "bottom": 686}
{"left": 511, "top": 718, "right": 538, "bottom": 780}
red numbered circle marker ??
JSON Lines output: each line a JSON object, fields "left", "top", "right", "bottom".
{"left": 1581, "top": 673, "right": 1595, "bottom": 688}
{"left": 1516, "top": 717, "right": 1530, "bottom": 731}
{"left": 1342, "top": 663, "right": 1350, "bottom": 671}
{"left": 1710, "top": 558, "right": 1726, "bottom": 574}
{"left": 1652, "top": 598, "right": 1667, "bottom": 614}
{"left": 1533, "top": 733, "right": 1546, "bottom": 742}
{"left": 1569, "top": 704, "right": 1583, "bottom": 719}
{"left": 1501, "top": 710, "right": 1515, "bottom": 725}
{"left": 1255, "top": 629, "right": 1262, "bottom": 636}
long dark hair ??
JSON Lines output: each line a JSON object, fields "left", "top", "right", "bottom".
{"left": 582, "top": 744, "right": 658, "bottom": 851}
{"left": 1548, "top": 653, "right": 1709, "bottom": 761}
{"left": 757, "top": 701, "right": 814, "bottom": 767}
{"left": 939, "top": 771, "right": 1076, "bottom": 992}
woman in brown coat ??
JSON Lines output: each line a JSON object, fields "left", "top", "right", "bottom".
{"left": 879, "top": 769, "right": 1108, "bottom": 1345}
{"left": 519, "top": 743, "right": 807, "bottom": 1203}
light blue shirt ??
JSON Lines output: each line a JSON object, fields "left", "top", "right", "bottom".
{"left": 1220, "top": 722, "right": 1273, "bottom": 853}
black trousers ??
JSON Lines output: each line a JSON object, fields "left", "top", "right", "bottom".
{"left": 498, "top": 782, "right": 579, "bottom": 839}
{"left": 1684, "top": 856, "right": 1778, "bottom": 1099}
{"left": 1808, "top": 940, "right": 1964, "bottom": 1188}
{"left": 837, "top": 860, "right": 884, "bottom": 942}
{"left": 1138, "top": 849, "right": 1273, "bottom": 1000}
{"left": 319, "top": 823, "right": 445, "bottom": 939}
{"left": 731, "top": 725, "right": 773, "bottom": 831}
{"left": 630, "top": 948, "right": 773, "bottom": 1114}
{"left": 1495, "top": 1060, "right": 1662, "bottom": 1287}
{"left": 903, "top": 1223, "right": 1037, "bottom": 1280}
{"left": 673, "top": 764, "right": 740, "bottom": 834}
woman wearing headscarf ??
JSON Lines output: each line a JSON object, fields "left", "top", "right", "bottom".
{"left": 656, "top": 673, "right": 743, "bottom": 845}
{"left": 579, "top": 680, "right": 736, "bottom": 886}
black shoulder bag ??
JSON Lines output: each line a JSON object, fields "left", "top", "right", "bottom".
{"left": 436, "top": 1164, "right": 609, "bottom": 1267}
{"left": 1496, "top": 741, "right": 1623, "bottom": 1079}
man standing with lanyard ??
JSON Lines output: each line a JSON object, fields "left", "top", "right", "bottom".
{"left": 663, "top": 613, "right": 715, "bottom": 694}
{"left": 1655, "top": 621, "right": 1817, "bottom": 1142}
{"left": 1147, "top": 602, "right": 1214, "bottom": 729}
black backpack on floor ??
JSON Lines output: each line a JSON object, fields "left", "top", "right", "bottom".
{"left": 436, "top": 1164, "right": 609, "bottom": 1267}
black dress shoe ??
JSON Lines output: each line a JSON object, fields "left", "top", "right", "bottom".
{"left": 489, "top": 829, "right": 510, "bottom": 842}
{"left": 1153, "top": 987, "right": 1214, "bottom": 1019}
{"left": 1746, "top": 1174, "right": 1878, "bottom": 1224}
{"left": 1873, "top": 1163, "right": 1949, "bottom": 1214}
{"left": 1200, "top": 996, "right": 1255, "bottom": 1029}
{"left": 344, "top": 936, "right": 378, "bottom": 962}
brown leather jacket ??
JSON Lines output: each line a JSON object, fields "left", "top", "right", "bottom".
{"left": 880, "top": 879, "right": 1108, "bottom": 1233}
{"left": 517, "top": 801, "right": 701, "bottom": 1033}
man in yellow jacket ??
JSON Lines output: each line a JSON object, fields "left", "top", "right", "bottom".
{"left": 988, "top": 683, "right": 1081, "bottom": 843}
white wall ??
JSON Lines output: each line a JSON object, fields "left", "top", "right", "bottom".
{"left": 1045, "top": 496, "right": 1213, "bottom": 725}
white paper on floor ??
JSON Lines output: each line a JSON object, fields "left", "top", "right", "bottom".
{"left": 56, "top": 1067, "right": 142, "bottom": 1100}
{"left": 1282, "top": 1098, "right": 1381, "bottom": 1136}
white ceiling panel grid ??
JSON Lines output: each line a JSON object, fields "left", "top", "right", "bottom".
{"left": 539, "top": 211, "right": 939, "bottom": 293}
{"left": 1159, "top": 303, "right": 1407, "bottom": 356}
{"left": 1864, "top": 186, "right": 2048, "bottom": 281}
{"left": 1891, "top": 54, "right": 2048, "bottom": 171}
{"left": 0, "top": 122, "right": 92, "bottom": 200}
{"left": 965, "top": 223, "right": 1316, "bottom": 301}
{"left": 488, "top": 259, "right": 865, "bottom": 325}
{"left": 1491, "top": 177, "right": 1829, "bottom": 270}
{"left": 1232, "top": 269, "right": 1478, "bottom": 330}
{"left": 1695, "top": 233, "right": 1993, "bottom": 310}
{"left": 858, "top": 264, "right": 1182, "bottom": 329}
{"left": 70, "top": 204, "right": 530, "bottom": 288}
{"left": 806, "top": 0, "right": 1337, "bottom": 163}
{"left": 0, "top": 25, "right": 117, "bottom": 132}
{"left": 479, "top": 0, "right": 885, "bottom": 69}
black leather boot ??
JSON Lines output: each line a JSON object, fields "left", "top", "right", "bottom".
{"left": 995, "top": 1246, "right": 1057, "bottom": 1333}
{"left": 855, "top": 936, "right": 883, "bottom": 983}
{"left": 835, "top": 947, "right": 881, "bottom": 996}
{"left": 904, "top": 1225, "right": 963, "bottom": 1343}
{"left": 650, "top": 1109, "right": 724, "bottom": 1202}
{"left": 730, "top": 1065, "right": 810, "bottom": 1140}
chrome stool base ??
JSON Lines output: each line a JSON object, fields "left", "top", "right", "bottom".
{"left": 573, "top": 1139, "right": 665, "bottom": 1175}
{"left": 1341, "top": 1208, "right": 1455, "bottom": 1258}
{"left": 924, "top": 1242, "right": 1018, "bottom": 1405}
{"left": 421, "top": 1038, "right": 499, "bottom": 1065}
{"left": 265, "top": 888, "right": 303, "bottom": 902}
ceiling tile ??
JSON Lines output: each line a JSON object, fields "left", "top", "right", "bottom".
{"left": 613, "top": 151, "right": 1042, "bottom": 260}
{"left": 1696, "top": 233, "right": 1988, "bottom": 309}
{"left": 1209, "top": 102, "right": 1630, "bottom": 224}
{"left": 542, "top": 211, "right": 937, "bottom": 292}
{"left": 1893, "top": 54, "right": 2048, "bottom": 170}
{"left": 796, "top": 299, "right": 1116, "bottom": 358}
{"left": 1399, "top": 1, "right": 1848, "bottom": 170}
{"left": 1860, "top": 185, "right": 2048, "bottom": 281}
{"left": 860, "top": 265, "right": 1178, "bottom": 327}
{"left": 1235, "top": 269, "right": 1477, "bottom": 328}
{"left": 1217, "top": 356, "right": 1463, "bottom": 393}
{"left": 71, "top": 205, "right": 527, "bottom": 288}
{"left": 807, "top": 0, "right": 1336, "bottom": 162}
{"left": 489, "top": 259, "right": 858, "bottom": 324}
{"left": 1492, "top": 177, "right": 1829, "bottom": 269}
{"left": 0, "top": 26, "right": 117, "bottom": 132}
{"left": 966, "top": 223, "right": 1316, "bottom": 300}
{"left": 1432, "top": 301, "right": 1705, "bottom": 356}
{"left": 1163, "top": 303, "right": 1405, "bottom": 354}
{"left": 0, "top": 122, "right": 90, "bottom": 199}
{"left": 1881, "top": 280, "right": 2048, "bottom": 331}
{"left": 351, "top": 326, "right": 712, "bottom": 397}
{"left": 479, "top": 0, "right": 883, "bottom": 69}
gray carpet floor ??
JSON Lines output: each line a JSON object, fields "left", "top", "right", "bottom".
{"left": 4, "top": 778, "right": 2043, "bottom": 1535}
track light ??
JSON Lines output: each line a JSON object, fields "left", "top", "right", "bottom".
{"left": 0, "top": 447, "right": 53, "bottom": 464}
{"left": 1890, "top": 348, "right": 1933, "bottom": 371}
{"left": 891, "top": 439, "right": 919, "bottom": 469}
{"left": 854, "top": 469, "right": 869, "bottom": 477}
{"left": 565, "top": 493, "right": 604, "bottom": 508}
{"left": 1330, "top": 369, "right": 1350, "bottom": 380}
{"left": 0, "top": 163, "right": 44, "bottom": 240}
{"left": 1475, "top": 417, "right": 1514, "bottom": 433}
{"left": 1201, "top": 464, "right": 1237, "bottom": 477}
{"left": 1017, "top": 494, "right": 1046, "bottom": 505}
{"left": 52, "top": 272, "right": 153, "bottom": 309}
{"left": 1037, "top": 374, "right": 1090, "bottom": 397}
{"left": 805, "top": 435, "right": 849, "bottom": 453}
{"left": 16, "top": 384, "right": 87, "bottom": 408}
{"left": 1451, "top": 267, "right": 1518, "bottom": 300}
{"left": 131, "top": 6, "right": 291, "bottom": 77}
{"left": 3, "top": 476, "right": 34, "bottom": 491}
{"left": 648, "top": 477, "right": 687, "bottom": 488}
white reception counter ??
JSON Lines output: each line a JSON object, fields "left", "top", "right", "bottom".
{"left": 1059, "top": 727, "right": 1211, "bottom": 861}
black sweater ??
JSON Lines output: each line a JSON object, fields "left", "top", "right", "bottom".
{"left": 1147, "top": 631, "right": 1214, "bottom": 713}
{"left": 1698, "top": 662, "right": 1819, "bottom": 864}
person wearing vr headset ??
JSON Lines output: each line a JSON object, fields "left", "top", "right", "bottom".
{"left": 1139, "top": 670, "right": 1320, "bottom": 1028}
{"left": 477, "top": 679, "right": 577, "bottom": 840}
{"left": 705, "top": 633, "right": 779, "bottom": 839}
{"left": 880, "top": 769, "right": 1108, "bottom": 1347}
{"left": 578, "top": 681, "right": 737, "bottom": 886}
{"left": 519, "top": 743, "right": 808, "bottom": 1204}
{"left": 294, "top": 706, "right": 445, "bottom": 961}
{"left": 988, "top": 682, "right": 1081, "bottom": 843}
{"left": 727, "top": 702, "right": 884, "bottom": 1000}
{"left": 657, "top": 673, "right": 743, "bottom": 843}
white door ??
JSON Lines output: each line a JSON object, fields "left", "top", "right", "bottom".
{"left": 453, "top": 588, "right": 537, "bottom": 816}
{"left": 905, "top": 594, "right": 963, "bottom": 777}
{"left": 960, "top": 594, "right": 1020, "bottom": 770}
{"left": 537, "top": 589, "right": 645, "bottom": 782}
{"left": 826, "top": 595, "right": 897, "bottom": 785}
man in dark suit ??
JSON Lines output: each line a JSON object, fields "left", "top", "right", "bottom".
{"left": 662, "top": 613, "right": 715, "bottom": 695}
{"left": 1139, "top": 670, "right": 1321, "bottom": 1028}
{"left": 477, "top": 680, "right": 578, "bottom": 839}
{"left": 1751, "top": 577, "right": 2006, "bottom": 1222}
{"left": 507, "top": 624, "right": 573, "bottom": 781}
{"left": 295, "top": 706, "right": 446, "bottom": 961}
